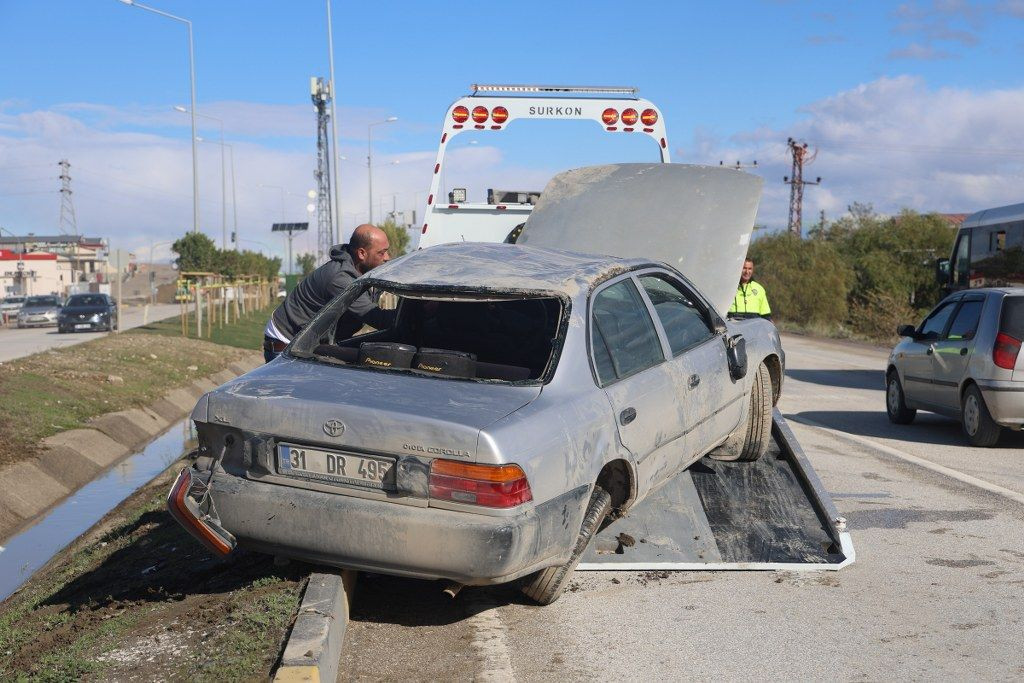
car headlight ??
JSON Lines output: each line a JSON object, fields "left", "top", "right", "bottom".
{"left": 90, "top": 313, "right": 100, "bottom": 322}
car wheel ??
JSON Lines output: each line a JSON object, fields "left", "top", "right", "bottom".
{"left": 886, "top": 372, "right": 916, "bottom": 424}
{"left": 710, "top": 362, "right": 772, "bottom": 462}
{"left": 520, "top": 485, "right": 611, "bottom": 606}
{"left": 962, "top": 384, "right": 1001, "bottom": 447}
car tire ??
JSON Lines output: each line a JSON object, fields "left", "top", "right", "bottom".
{"left": 520, "top": 485, "right": 611, "bottom": 606}
{"left": 886, "top": 372, "right": 916, "bottom": 424}
{"left": 962, "top": 384, "right": 1001, "bottom": 447}
{"left": 710, "top": 362, "right": 772, "bottom": 462}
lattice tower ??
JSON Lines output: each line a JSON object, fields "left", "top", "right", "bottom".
{"left": 311, "top": 77, "right": 334, "bottom": 263}
{"left": 58, "top": 159, "right": 78, "bottom": 235}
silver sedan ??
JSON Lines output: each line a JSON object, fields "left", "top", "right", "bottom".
{"left": 886, "top": 287, "right": 1024, "bottom": 446}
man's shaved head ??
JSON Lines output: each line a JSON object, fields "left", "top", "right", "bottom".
{"left": 348, "top": 224, "right": 391, "bottom": 273}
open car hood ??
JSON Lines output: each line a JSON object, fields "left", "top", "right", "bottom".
{"left": 517, "top": 163, "right": 763, "bottom": 316}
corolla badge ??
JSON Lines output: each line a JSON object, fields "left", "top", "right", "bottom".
{"left": 323, "top": 419, "right": 346, "bottom": 438}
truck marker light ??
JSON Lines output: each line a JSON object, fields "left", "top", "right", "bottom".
{"left": 621, "top": 108, "right": 639, "bottom": 125}
{"left": 601, "top": 108, "right": 619, "bottom": 125}
{"left": 994, "top": 332, "right": 1021, "bottom": 370}
{"left": 472, "top": 106, "right": 489, "bottom": 123}
{"left": 452, "top": 106, "right": 469, "bottom": 123}
{"left": 491, "top": 106, "right": 509, "bottom": 123}
{"left": 641, "top": 108, "right": 658, "bottom": 125}
{"left": 429, "top": 459, "right": 533, "bottom": 508}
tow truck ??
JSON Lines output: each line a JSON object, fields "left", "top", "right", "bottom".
{"left": 414, "top": 85, "right": 855, "bottom": 574}
{"left": 418, "top": 84, "right": 670, "bottom": 248}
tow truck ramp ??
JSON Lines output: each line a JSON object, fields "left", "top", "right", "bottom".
{"left": 578, "top": 410, "right": 855, "bottom": 571}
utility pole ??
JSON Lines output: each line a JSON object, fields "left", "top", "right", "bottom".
{"left": 719, "top": 159, "right": 758, "bottom": 171}
{"left": 58, "top": 159, "right": 77, "bottom": 236}
{"left": 783, "top": 138, "right": 821, "bottom": 237}
{"left": 311, "top": 77, "right": 334, "bottom": 262}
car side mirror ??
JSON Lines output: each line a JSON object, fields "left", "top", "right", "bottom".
{"left": 934, "top": 258, "right": 950, "bottom": 284}
{"left": 897, "top": 324, "right": 917, "bottom": 339}
{"left": 725, "top": 334, "right": 747, "bottom": 380}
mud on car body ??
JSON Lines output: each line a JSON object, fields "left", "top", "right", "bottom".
{"left": 169, "top": 164, "right": 785, "bottom": 604}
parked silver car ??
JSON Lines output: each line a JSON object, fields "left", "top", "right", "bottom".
{"left": 886, "top": 287, "right": 1024, "bottom": 446}
{"left": 168, "top": 164, "right": 785, "bottom": 604}
{"left": 16, "top": 295, "right": 62, "bottom": 328}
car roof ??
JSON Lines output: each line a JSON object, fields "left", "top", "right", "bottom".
{"left": 366, "top": 242, "right": 653, "bottom": 297}
{"left": 952, "top": 287, "right": 1024, "bottom": 296}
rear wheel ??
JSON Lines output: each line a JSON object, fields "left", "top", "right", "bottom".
{"left": 886, "top": 372, "right": 916, "bottom": 424}
{"left": 962, "top": 384, "right": 1001, "bottom": 447}
{"left": 520, "top": 485, "right": 611, "bottom": 606}
{"left": 710, "top": 362, "right": 772, "bottom": 462}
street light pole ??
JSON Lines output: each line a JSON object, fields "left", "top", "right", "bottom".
{"left": 325, "top": 0, "right": 342, "bottom": 244}
{"left": 367, "top": 117, "right": 397, "bottom": 224}
{"left": 176, "top": 107, "right": 225, "bottom": 248}
{"left": 119, "top": 0, "right": 199, "bottom": 234}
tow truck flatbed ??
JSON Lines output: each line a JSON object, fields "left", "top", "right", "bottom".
{"left": 579, "top": 410, "right": 855, "bottom": 571}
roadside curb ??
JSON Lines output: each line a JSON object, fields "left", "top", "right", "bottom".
{"left": 0, "top": 353, "right": 263, "bottom": 543}
{"left": 274, "top": 570, "right": 358, "bottom": 683}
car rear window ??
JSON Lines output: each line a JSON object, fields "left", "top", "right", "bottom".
{"left": 1000, "top": 296, "right": 1024, "bottom": 339}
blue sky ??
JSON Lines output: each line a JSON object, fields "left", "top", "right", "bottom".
{"left": 2, "top": 0, "right": 1023, "bottom": 263}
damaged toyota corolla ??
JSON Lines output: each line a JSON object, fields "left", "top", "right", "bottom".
{"left": 168, "top": 163, "right": 785, "bottom": 604}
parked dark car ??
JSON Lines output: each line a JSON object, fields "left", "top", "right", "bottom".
{"left": 58, "top": 293, "right": 118, "bottom": 333}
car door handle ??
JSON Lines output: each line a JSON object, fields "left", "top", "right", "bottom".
{"left": 688, "top": 374, "right": 700, "bottom": 389}
{"left": 619, "top": 407, "right": 637, "bottom": 425}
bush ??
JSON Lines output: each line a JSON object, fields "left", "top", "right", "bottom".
{"left": 377, "top": 218, "right": 411, "bottom": 258}
{"left": 747, "top": 233, "right": 854, "bottom": 327}
{"left": 848, "top": 289, "right": 920, "bottom": 342}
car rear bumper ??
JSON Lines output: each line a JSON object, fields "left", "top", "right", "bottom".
{"left": 207, "top": 471, "right": 589, "bottom": 585}
{"left": 977, "top": 380, "right": 1024, "bottom": 428}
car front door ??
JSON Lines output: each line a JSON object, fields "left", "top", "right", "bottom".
{"left": 930, "top": 294, "right": 986, "bottom": 410}
{"left": 590, "top": 276, "right": 687, "bottom": 494}
{"left": 636, "top": 271, "right": 743, "bottom": 456}
{"left": 902, "top": 297, "right": 959, "bottom": 407}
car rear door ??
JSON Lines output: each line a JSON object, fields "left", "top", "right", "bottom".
{"left": 590, "top": 275, "right": 687, "bottom": 493}
{"left": 635, "top": 271, "right": 744, "bottom": 455}
{"left": 930, "top": 293, "right": 986, "bottom": 410}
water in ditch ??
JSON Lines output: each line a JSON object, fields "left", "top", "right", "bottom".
{"left": 0, "top": 419, "right": 194, "bottom": 603}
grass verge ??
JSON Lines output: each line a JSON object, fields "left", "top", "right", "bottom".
{"left": 0, "top": 306, "right": 271, "bottom": 469}
{"left": 0, "top": 466, "right": 307, "bottom": 682}
{"left": 129, "top": 302, "right": 275, "bottom": 350}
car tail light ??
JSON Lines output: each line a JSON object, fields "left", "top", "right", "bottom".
{"left": 491, "top": 106, "right": 509, "bottom": 123}
{"left": 167, "top": 468, "right": 236, "bottom": 556}
{"left": 452, "top": 106, "right": 469, "bottom": 123}
{"left": 621, "top": 108, "right": 639, "bottom": 125}
{"left": 429, "top": 459, "right": 532, "bottom": 508}
{"left": 993, "top": 332, "right": 1021, "bottom": 370}
{"left": 601, "top": 108, "right": 619, "bottom": 125}
{"left": 641, "top": 108, "right": 658, "bottom": 125}
{"left": 472, "top": 106, "right": 489, "bottom": 123}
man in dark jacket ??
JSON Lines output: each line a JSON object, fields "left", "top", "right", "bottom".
{"left": 263, "top": 224, "right": 395, "bottom": 361}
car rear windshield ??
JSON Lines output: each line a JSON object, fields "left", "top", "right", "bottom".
{"left": 291, "top": 285, "right": 566, "bottom": 384}
{"left": 25, "top": 296, "right": 60, "bottom": 306}
{"left": 1000, "top": 296, "right": 1024, "bottom": 339}
{"left": 67, "top": 295, "right": 106, "bottom": 306}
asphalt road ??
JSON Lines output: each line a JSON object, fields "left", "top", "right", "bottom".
{"left": 340, "top": 332, "right": 1024, "bottom": 681}
{"left": 0, "top": 303, "right": 181, "bottom": 363}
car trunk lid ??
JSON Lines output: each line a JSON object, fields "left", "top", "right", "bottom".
{"left": 207, "top": 357, "right": 541, "bottom": 461}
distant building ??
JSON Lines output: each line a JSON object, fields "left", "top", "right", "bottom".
{"left": 938, "top": 213, "right": 969, "bottom": 229}
{"left": 0, "top": 234, "right": 132, "bottom": 297}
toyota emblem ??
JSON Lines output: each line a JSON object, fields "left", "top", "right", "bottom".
{"left": 323, "top": 419, "right": 346, "bottom": 438}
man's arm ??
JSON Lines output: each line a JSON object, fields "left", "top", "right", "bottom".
{"left": 347, "top": 288, "right": 397, "bottom": 330}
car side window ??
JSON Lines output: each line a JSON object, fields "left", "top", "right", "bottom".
{"left": 946, "top": 299, "right": 984, "bottom": 341}
{"left": 637, "top": 274, "right": 714, "bottom": 355}
{"left": 591, "top": 279, "right": 665, "bottom": 385}
{"left": 919, "top": 300, "right": 958, "bottom": 340}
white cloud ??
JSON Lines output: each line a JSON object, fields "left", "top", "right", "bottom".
{"left": 701, "top": 76, "right": 1024, "bottom": 231}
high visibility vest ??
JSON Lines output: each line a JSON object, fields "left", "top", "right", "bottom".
{"left": 730, "top": 280, "right": 771, "bottom": 316}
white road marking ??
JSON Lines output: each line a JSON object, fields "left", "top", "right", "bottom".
{"left": 464, "top": 594, "right": 516, "bottom": 682}
{"left": 789, "top": 414, "right": 1024, "bottom": 506}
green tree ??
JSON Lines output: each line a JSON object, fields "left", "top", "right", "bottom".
{"left": 378, "top": 218, "right": 410, "bottom": 258}
{"left": 172, "top": 232, "right": 218, "bottom": 272}
{"left": 747, "top": 232, "right": 854, "bottom": 326}
{"left": 296, "top": 252, "right": 317, "bottom": 277}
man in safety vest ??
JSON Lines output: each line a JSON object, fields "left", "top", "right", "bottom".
{"left": 729, "top": 258, "right": 772, "bottom": 319}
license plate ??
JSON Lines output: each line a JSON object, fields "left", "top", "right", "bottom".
{"left": 277, "top": 444, "right": 395, "bottom": 490}
{"left": 75, "top": 324, "right": 91, "bottom": 329}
